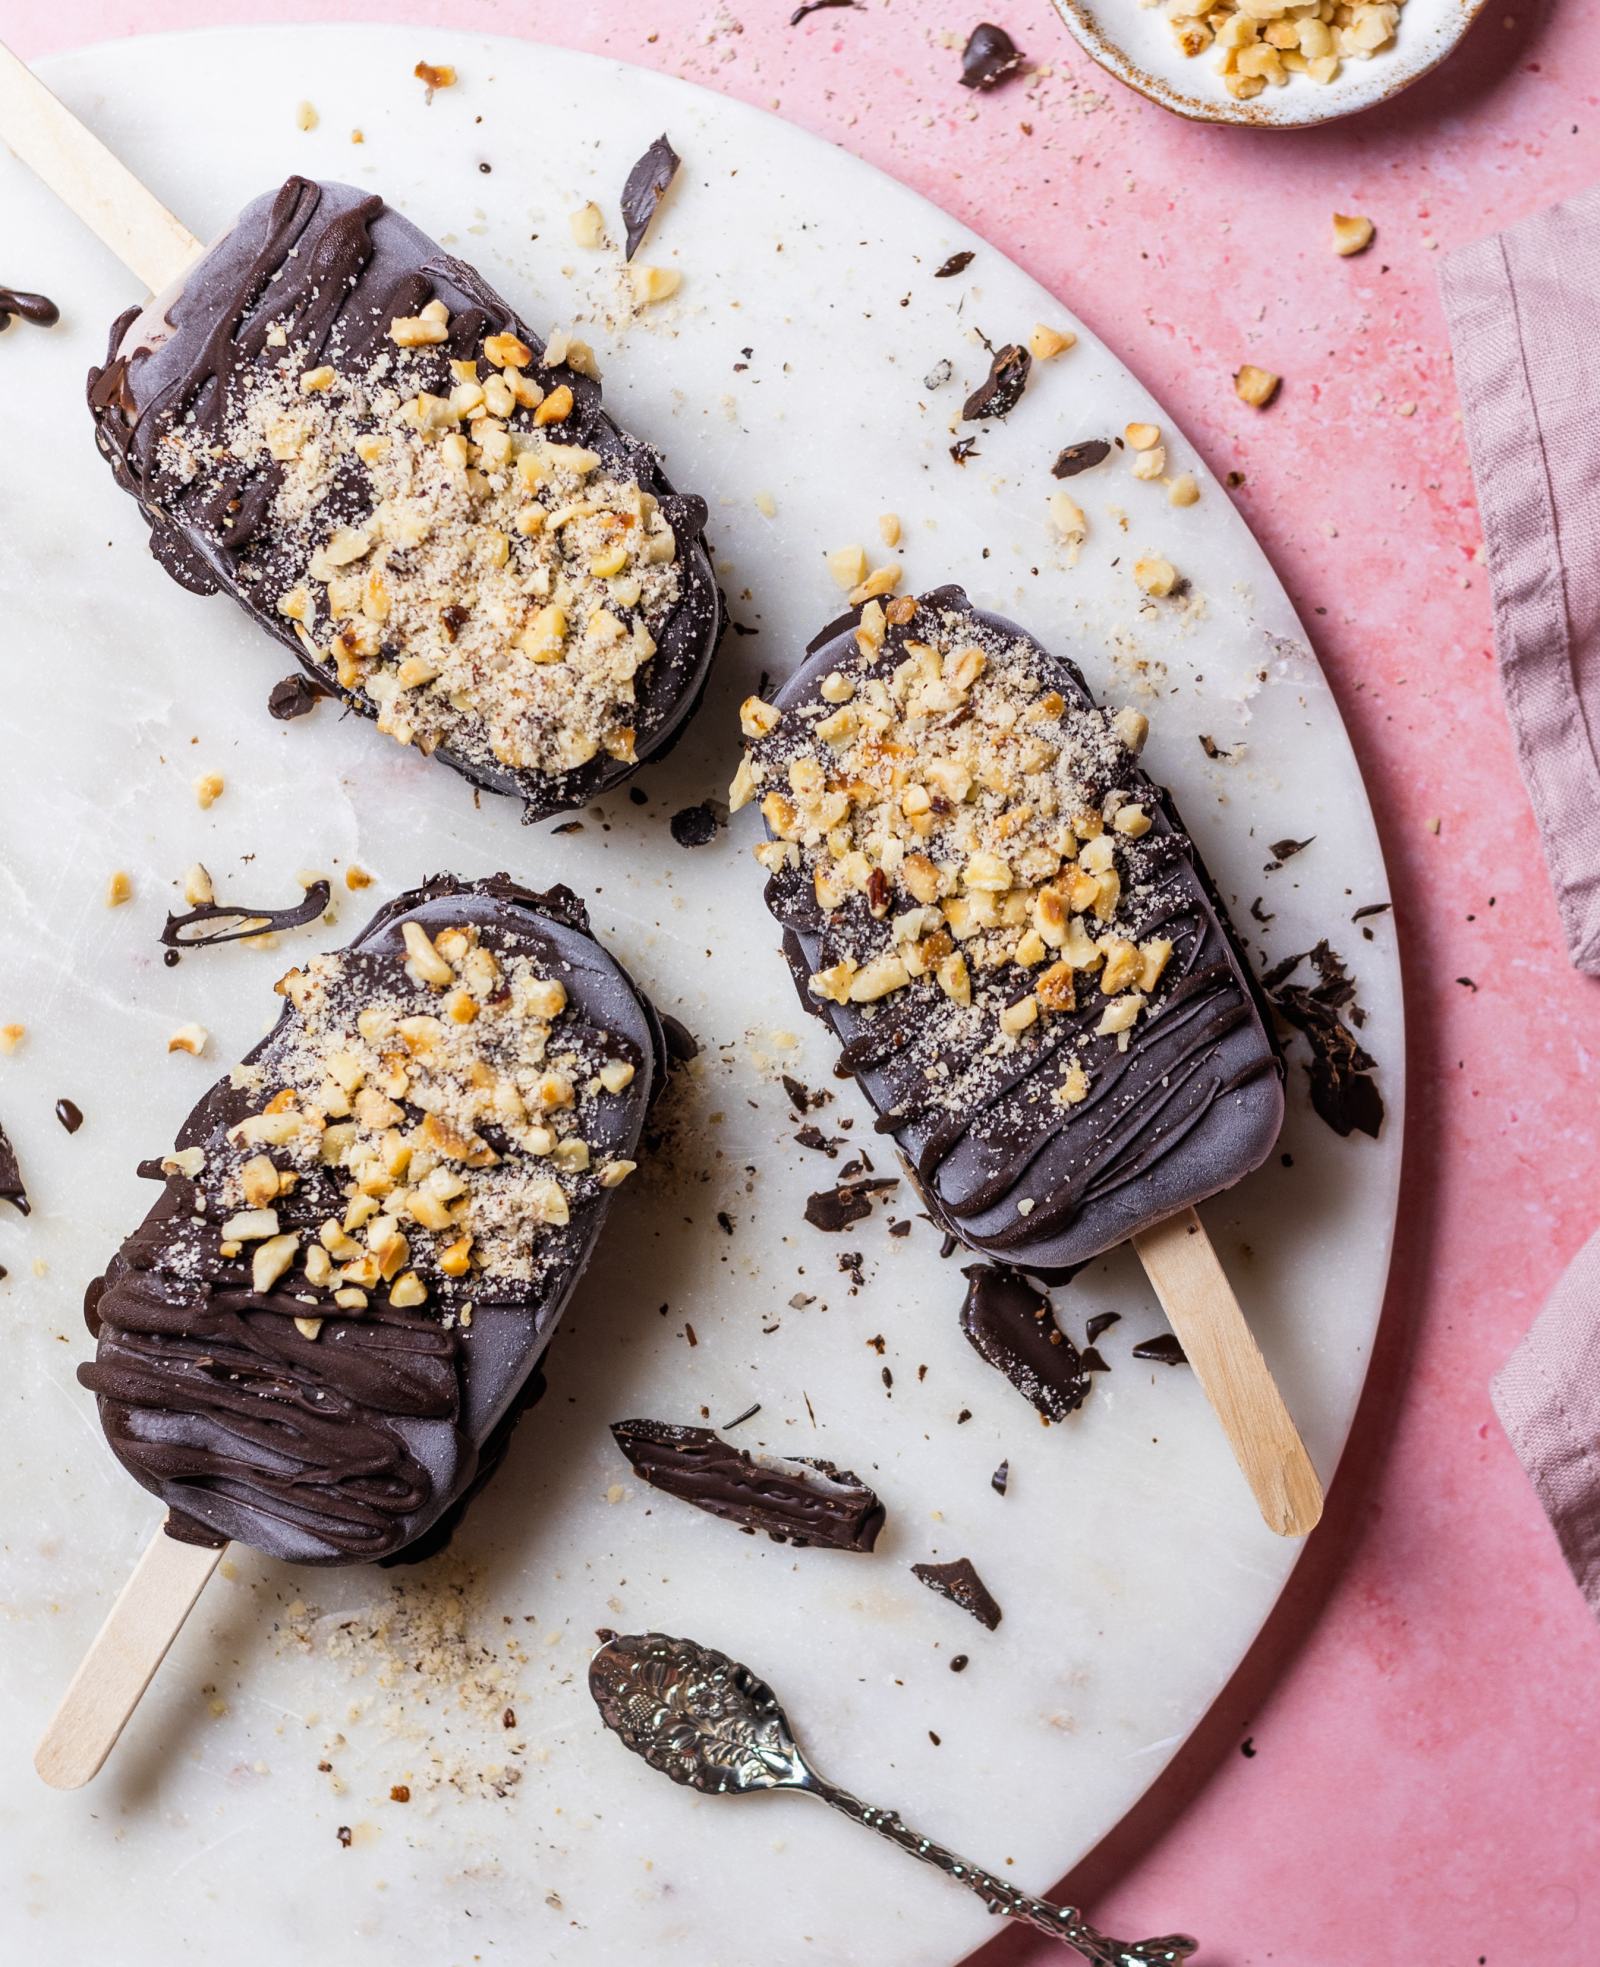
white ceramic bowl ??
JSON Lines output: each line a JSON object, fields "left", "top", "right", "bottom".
{"left": 1051, "top": 0, "right": 1489, "bottom": 125}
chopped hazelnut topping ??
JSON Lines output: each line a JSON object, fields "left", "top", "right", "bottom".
{"left": 1047, "top": 491, "right": 1087, "bottom": 564}
{"left": 827, "top": 544, "right": 869, "bottom": 590}
{"left": 568, "top": 203, "right": 605, "bottom": 248}
{"left": 168, "top": 1023, "right": 209, "bottom": 1056}
{"left": 1234, "top": 365, "right": 1281, "bottom": 408}
{"left": 848, "top": 563, "right": 902, "bottom": 606}
{"left": 878, "top": 512, "right": 902, "bottom": 547}
{"left": 1133, "top": 555, "right": 1179, "bottom": 599}
{"left": 1125, "top": 422, "right": 1161, "bottom": 451}
{"left": 294, "top": 1315, "right": 325, "bottom": 1341}
{"left": 295, "top": 101, "right": 319, "bottom": 133}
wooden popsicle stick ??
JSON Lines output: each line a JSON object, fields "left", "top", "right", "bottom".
{"left": 35, "top": 1530, "right": 227, "bottom": 1789}
{"left": 0, "top": 37, "right": 200, "bottom": 293}
{"left": 1133, "top": 1207, "right": 1323, "bottom": 1538}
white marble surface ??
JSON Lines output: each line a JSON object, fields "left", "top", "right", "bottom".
{"left": 0, "top": 27, "right": 1401, "bottom": 1965}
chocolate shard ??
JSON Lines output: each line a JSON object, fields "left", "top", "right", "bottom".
{"left": 990, "top": 1458, "right": 1009, "bottom": 1496}
{"left": 1052, "top": 439, "right": 1112, "bottom": 479}
{"left": 935, "top": 250, "right": 976, "bottom": 279}
{"left": 804, "top": 1177, "right": 898, "bottom": 1232}
{"left": 79, "top": 874, "right": 661, "bottom": 1566}
{"left": 1132, "top": 1332, "right": 1188, "bottom": 1365}
{"left": 160, "top": 878, "right": 333, "bottom": 949}
{"left": 621, "top": 133, "right": 681, "bottom": 261}
{"left": 55, "top": 1099, "right": 84, "bottom": 1135}
{"left": 0, "top": 1120, "right": 30, "bottom": 1215}
{"left": 611, "top": 1418, "right": 885, "bottom": 1550}
{"left": 1268, "top": 836, "right": 1314, "bottom": 863}
{"left": 1085, "top": 1309, "right": 1121, "bottom": 1343}
{"left": 961, "top": 343, "right": 1031, "bottom": 422}
{"left": 267, "top": 671, "right": 331, "bottom": 720}
{"left": 912, "top": 1556, "right": 1002, "bottom": 1629}
{"left": 959, "top": 1264, "right": 1089, "bottom": 1421}
{"left": 790, "top": 0, "right": 860, "bottom": 19}
{"left": 959, "top": 22, "right": 1025, "bottom": 90}
{"left": 1262, "top": 940, "right": 1383, "bottom": 1140}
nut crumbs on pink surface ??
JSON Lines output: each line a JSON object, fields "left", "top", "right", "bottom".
{"left": 13, "top": 0, "right": 1600, "bottom": 1960}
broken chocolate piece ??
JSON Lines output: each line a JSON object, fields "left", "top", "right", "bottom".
{"left": 267, "top": 671, "right": 330, "bottom": 720}
{"left": 1262, "top": 940, "right": 1383, "bottom": 1140}
{"left": 1080, "top": 1346, "right": 1109, "bottom": 1373}
{"left": 804, "top": 1177, "right": 898, "bottom": 1233}
{"left": 55, "top": 1099, "right": 84, "bottom": 1134}
{"left": 959, "top": 22, "right": 1024, "bottom": 90}
{"left": 611, "top": 1418, "right": 885, "bottom": 1550}
{"left": 1052, "top": 439, "right": 1111, "bottom": 479}
{"left": 160, "top": 878, "right": 332, "bottom": 949}
{"left": 669, "top": 800, "right": 725, "bottom": 848}
{"left": 790, "top": 0, "right": 860, "bottom": 19}
{"left": 935, "top": 250, "right": 976, "bottom": 279}
{"left": 1085, "top": 1309, "right": 1120, "bottom": 1344}
{"left": 0, "top": 1121, "right": 29, "bottom": 1215}
{"left": 782, "top": 1073, "right": 830, "bottom": 1114}
{"left": 0, "top": 285, "right": 60, "bottom": 330}
{"left": 913, "top": 1556, "right": 1002, "bottom": 1629}
{"left": 961, "top": 342, "right": 1031, "bottom": 421}
{"left": 621, "top": 133, "right": 681, "bottom": 261}
{"left": 1132, "top": 1333, "right": 1188, "bottom": 1365}
{"left": 959, "top": 1264, "right": 1089, "bottom": 1421}
{"left": 990, "top": 1459, "right": 1009, "bottom": 1496}
{"left": 1268, "top": 836, "right": 1314, "bottom": 864}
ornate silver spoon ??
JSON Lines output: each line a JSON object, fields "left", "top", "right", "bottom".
{"left": 589, "top": 1629, "right": 1197, "bottom": 1966}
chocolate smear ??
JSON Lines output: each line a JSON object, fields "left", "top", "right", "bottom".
{"left": 267, "top": 671, "right": 330, "bottom": 720}
{"left": 160, "top": 878, "right": 332, "bottom": 950}
{"left": 913, "top": 1556, "right": 1002, "bottom": 1630}
{"left": 1052, "top": 439, "right": 1111, "bottom": 479}
{"left": 0, "top": 285, "right": 60, "bottom": 331}
{"left": 804, "top": 1176, "right": 898, "bottom": 1232}
{"left": 990, "top": 1459, "right": 1009, "bottom": 1496}
{"left": 0, "top": 1122, "right": 29, "bottom": 1215}
{"left": 1085, "top": 1310, "right": 1120, "bottom": 1344}
{"left": 668, "top": 800, "right": 725, "bottom": 848}
{"left": 1262, "top": 939, "right": 1383, "bottom": 1140}
{"left": 55, "top": 1099, "right": 84, "bottom": 1135}
{"left": 961, "top": 343, "right": 1031, "bottom": 421}
{"left": 611, "top": 1418, "right": 885, "bottom": 1550}
{"left": 935, "top": 250, "right": 976, "bottom": 279}
{"left": 959, "top": 1264, "right": 1089, "bottom": 1422}
{"left": 1132, "top": 1333, "right": 1188, "bottom": 1365}
{"left": 621, "top": 134, "right": 681, "bottom": 261}
{"left": 959, "top": 22, "right": 1025, "bottom": 90}
{"left": 790, "top": 0, "right": 860, "bottom": 20}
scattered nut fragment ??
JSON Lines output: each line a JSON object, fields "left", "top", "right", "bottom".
{"left": 401, "top": 920, "right": 454, "bottom": 988}
{"left": 295, "top": 101, "right": 319, "bottom": 133}
{"left": 1332, "top": 213, "right": 1376, "bottom": 256}
{"left": 345, "top": 865, "right": 373, "bottom": 891}
{"left": 847, "top": 563, "right": 902, "bottom": 607}
{"left": 1125, "top": 422, "right": 1161, "bottom": 451}
{"left": 106, "top": 870, "right": 132, "bottom": 907}
{"left": 1131, "top": 445, "right": 1167, "bottom": 482}
{"left": 568, "top": 202, "right": 605, "bottom": 248}
{"left": 168, "top": 1023, "right": 209, "bottom": 1056}
{"left": 878, "top": 512, "right": 902, "bottom": 547}
{"left": 598, "top": 1159, "right": 636, "bottom": 1188}
{"left": 0, "top": 1023, "right": 23, "bottom": 1055}
{"left": 827, "top": 544, "right": 869, "bottom": 590}
{"left": 184, "top": 863, "right": 215, "bottom": 908}
{"left": 1028, "top": 323, "right": 1076, "bottom": 361}
{"left": 629, "top": 264, "right": 681, "bottom": 308}
{"left": 1047, "top": 491, "right": 1087, "bottom": 563}
{"left": 194, "top": 772, "right": 225, "bottom": 809}
{"left": 1234, "top": 365, "right": 1281, "bottom": 409}
{"left": 1168, "top": 472, "right": 1200, "bottom": 507}
{"left": 1113, "top": 706, "right": 1150, "bottom": 755}
{"left": 1133, "top": 555, "right": 1180, "bottom": 599}
{"left": 414, "top": 60, "right": 457, "bottom": 94}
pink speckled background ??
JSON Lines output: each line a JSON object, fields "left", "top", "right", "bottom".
{"left": 10, "top": 1, "right": 1600, "bottom": 1959}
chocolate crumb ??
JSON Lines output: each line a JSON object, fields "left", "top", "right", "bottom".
{"left": 789, "top": 0, "right": 859, "bottom": 20}
{"left": 794, "top": 1124, "right": 839, "bottom": 1156}
{"left": 782, "top": 1073, "right": 830, "bottom": 1114}
{"left": 912, "top": 1556, "right": 1002, "bottom": 1629}
{"left": 722, "top": 1402, "right": 761, "bottom": 1430}
{"left": 950, "top": 1653, "right": 969, "bottom": 1673}
{"left": 1051, "top": 439, "right": 1111, "bottom": 479}
{"left": 888, "top": 1218, "right": 911, "bottom": 1238}
{"left": 1080, "top": 1346, "right": 1109, "bottom": 1373}
{"left": 804, "top": 1177, "right": 897, "bottom": 1232}
{"left": 54, "top": 1099, "right": 84, "bottom": 1135}
{"left": 1352, "top": 901, "right": 1391, "bottom": 921}
{"left": 929, "top": 1730, "right": 941, "bottom": 1746}
{"left": 990, "top": 1459, "right": 1009, "bottom": 1496}
{"left": 336, "top": 1826, "right": 353, "bottom": 1847}
{"left": 935, "top": 250, "right": 976, "bottom": 278}
{"left": 620, "top": 133, "right": 681, "bottom": 261}
{"left": 1132, "top": 1333, "right": 1188, "bottom": 1365}
{"left": 1268, "top": 836, "right": 1314, "bottom": 864}
{"left": 502, "top": 1707, "right": 517, "bottom": 1729}
{"left": 1241, "top": 1736, "right": 1256, "bottom": 1757}
{"left": 959, "top": 22, "right": 1025, "bottom": 90}
{"left": 1199, "top": 734, "right": 1229, "bottom": 760}
{"left": 267, "top": 671, "right": 330, "bottom": 720}
{"left": 684, "top": 1322, "right": 698, "bottom": 1347}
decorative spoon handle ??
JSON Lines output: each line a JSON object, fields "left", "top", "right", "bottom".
{"left": 809, "top": 1776, "right": 1196, "bottom": 1964}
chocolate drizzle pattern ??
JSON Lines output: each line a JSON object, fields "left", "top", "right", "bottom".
{"left": 79, "top": 875, "right": 660, "bottom": 1565}
{"left": 87, "top": 178, "right": 722, "bottom": 820}
{"left": 739, "top": 589, "right": 1283, "bottom": 1269}
{"left": 0, "top": 285, "right": 60, "bottom": 330}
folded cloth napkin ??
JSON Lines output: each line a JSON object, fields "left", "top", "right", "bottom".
{"left": 1442, "top": 185, "right": 1600, "bottom": 975}
{"left": 1444, "top": 189, "right": 1600, "bottom": 1616}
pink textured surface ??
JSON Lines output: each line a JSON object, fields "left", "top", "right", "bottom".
{"left": 10, "top": 2, "right": 1600, "bottom": 1960}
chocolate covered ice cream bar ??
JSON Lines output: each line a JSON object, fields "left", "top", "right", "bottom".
{"left": 80, "top": 875, "right": 660, "bottom": 1566}
{"left": 731, "top": 587, "right": 1283, "bottom": 1269}
{"left": 88, "top": 178, "right": 722, "bottom": 819}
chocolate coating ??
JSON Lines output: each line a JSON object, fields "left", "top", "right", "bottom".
{"left": 611, "top": 1418, "right": 885, "bottom": 1549}
{"left": 88, "top": 178, "right": 723, "bottom": 819}
{"left": 79, "top": 875, "right": 661, "bottom": 1566}
{"left": 759, "top": 587, "right": 1284, "bottom": 1270}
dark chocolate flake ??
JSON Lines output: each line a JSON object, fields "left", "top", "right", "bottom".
{"left": 55, "top": 1099, "right": 84, "bottom": 1135}
{"left": 1263, "top": 939, "right": 1384, "bottom": 1140}
{"left": 990, "top": 1459, "right": 1009, "bottom": 1496}
{"left": 959, "top": 1264, "right": 1089, "bottom": 1421}
{"left": 0, "top": 1121, "right": 29, "bottom": 1216}
{"left": 790, "top": 0, "right": 859, "bottom": 20}
{"left": 1132, "top": 1333, "right": 1188, "bottom": 1366}
{"left": 949, "top": 436, "right": 980, "bottom": 465}
{"left": 959, "top": 22, "right": 1025, "bottom": 90}
{"left": 961, "top": 342, "right": 1031, "bottom": 422}
{"left": 267, "top": 671, "right": 330, "bottom": 720}
{"left": 1052, "top": 440, "right": 1111, "bottom": 479}
{"left": 611, "top": 1418, "right": 885, "bottom": 1550}
{"left": 935, "top": 250, "right": 976, "bottom": 279}
{"left": 1269, "top": 836, "right": 1314, "bottom": 863}
{"left": 621, "top": 133, "right": 681, "bottom": 262}
{"left": 912, "top": 1556, "right": 1002, "bottom": 1630}
{"left": 804, "top": 1177, "right": 897, "bottom": 1232}
{"left": 1085, "top": 1310, "right": 1121, "bottom": 1344}
{"left": 160, "top": 879, "right": 332, "bottom": 950}
{"left": 1352, "top": 902, "right": 1392, "bottom": 922}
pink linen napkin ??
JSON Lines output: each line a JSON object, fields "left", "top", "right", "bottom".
{"left": 1443, "top": 189, "right": 1600, "bottom": 1616}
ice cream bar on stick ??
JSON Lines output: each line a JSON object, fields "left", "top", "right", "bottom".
{"left": 36, "top": 876, "right": 663, "bottom": 1786}
{"left": 2, "top": 39, "right": 722, "bottom": 822}
{"left": 731, "top": 586, "right": 1322, "bottom": 1537}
